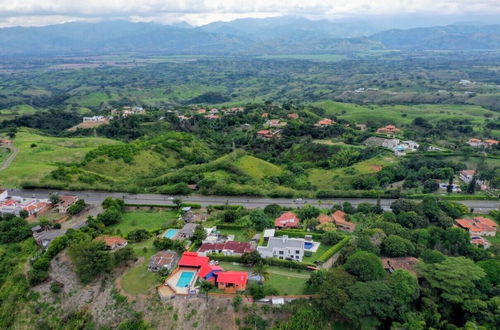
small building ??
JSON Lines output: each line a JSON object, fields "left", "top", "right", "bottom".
{"left": 467, "top": 138, "right": 483, "bottom": 147}
{"left": 257, "top": 129, "right": 281, "bottom": 139}
{"left": 148, "top": 251, "right": 177, "bottom": 272}
{"left": 57, "top": 195, "right": 79, "bottom": 214}
{"left": 96, "top": 236, "right": 128, "bottom": 250}
{"left": 257, "top": 235, "right": 305, "bottom": 262}
{"left": 317, "top": 214, "right": 333, "bottom": 224}
{"left": 274, "top": 212, "right": 300, "bottom": 229}
{"left": 459, "top": 170, "right": 484, "bottom": 185}
{"left": 287, "top": 113, "right": 299, "bottom": 119}
{"left": 33, "top": 229, "right": 65, "bottom": 248}
{"left": 470, "top": 236, "right": 490, "bottom": 249}
{"left": 0, "top": 189, "right": 7, "bottom": 202}
{"left": 377, "top": 125, "right": 400, "bottom": 135}
{"left": 484, "top": 139, "right": 499, "bottom": 148}
{"left": 265, "top": 119, "right": 287, "bottom": 128}
{"left": 204, "top": 114, "right": 220, "bottom": 120}
{"left": 216, "top": 271, "right": 248, "bottom": 293}
{"left": 0, "top": 139, "right": 12, "bottom": 146}
{"left": 178, "top": 251, "right": 210, "bottom": 268}
{"left": 82, "top": 116, "right": 106, "bottom": 123}
{"left": 315, "top": 118, "right": 334, "bottom": 127}
{"left": 332, "top": 210, "right": 356, "bottom": 233}
{"left": 455, "top": 217, "right": 497, "bottom": 237}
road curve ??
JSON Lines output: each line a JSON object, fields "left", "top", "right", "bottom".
{"left": 0, "top": 145, "right": 19, "bottom": 171}
{"left": 7, "top": 188, "right": 499, "bottom": 214}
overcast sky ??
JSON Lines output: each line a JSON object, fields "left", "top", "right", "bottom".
{"left": 0, "top": 0, "right": 499, "bottom": 28}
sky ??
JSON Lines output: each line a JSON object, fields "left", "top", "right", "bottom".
{"left": 0, "top": 0, "right": 499, "bottom": 28}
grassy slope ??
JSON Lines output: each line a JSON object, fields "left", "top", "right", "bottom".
{"left": 0, "top": 104, "right": 38, "bottom": 122}
{"left": 0, "top": 128, "right": 118, "bottom": 187}
{"left": 0, "top": 148, "right": 9, "bottom": 164}
{"left": 109, "top": 210, "right": 178, "bottom": 235}
{"left": 316, "top": 101, "right": 498, "bottom": 126}
{"left": 309, "top": 155, "right": 396, "bottom": 190}
{"left": 234, "top": 155, "right": 283, "bottom": 179}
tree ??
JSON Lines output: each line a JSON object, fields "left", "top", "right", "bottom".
{"left": 252, "top": 262, "right": 270, "bottom": 283}
{"left": 173, "top": 198, "right": 183, "bottom": 209}
{"left": 102, "top": 197, "right": 124, "bottom": 212}
{"left": 391, "top": 199, "right": 419, "bottom": 214}
{"left": 0, "top": 217, "right": 32, "bottom": 243}
{"left": 321, "top": 231, "right": 343, "bottom": 245}
{"left": 317, "top": 268, "right": 356, "bottom": 315}
{"left": 192, "top": 225, "right": 207, "bottom": 243}
{"left": 388, "top": 270, "right": 419, "bottom": 315}
{"left": 68, "top": 199, "right": 86, "bottom": 215}
{"left": 241, "top": 250, "right": 262, "bottom": 266}
{"left": 126, "top": 229, "right": 151, "bottom": 243}
{"left": 423, "top": 179, "right": 439, "bottom": 193}
{"left": 249, "top": 210, "right": 272, "bottom": 231}
{"left": 7, "top": 127, "right": 17, "bottom": 139}
{"left": 344, "top": 251, "right": 385, "bottom": 281}
{"left": 112, "top": 246, "right": 136, "bottom": 266}
{"left": 19, "top": 210, "right": 29, "bottom": 219}
{"left": 97, "top": 208, "right": 122, "bottom": 226}
{"left": 417, "top": 257, "right": 485, "bottom": 304}
{"left": 69, "top": 240, "right": 112, "bottom": 284}
{"left": 296, "top": 205, "right": 320, "bottom": 220}
{"left": 49, "top": 193, "right": 60, "bottom": 205}
{"left": 467, "top": 177, "right": 476, "bottom": 194}
{"left": 263, "top": 204, "right": 282, "bottom": 217}
{"left": 382, "top": 235, "right": 415, "bottom": 257}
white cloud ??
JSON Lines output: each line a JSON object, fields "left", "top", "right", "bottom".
{"left": 0, "top": 0, "right": 498, "bottom": 27}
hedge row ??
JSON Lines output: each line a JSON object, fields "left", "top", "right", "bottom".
{"left": 208, "top": 253, "right": 316, "bottom": 270}
{"left": 275, "top": 230, "right": 323, "bottom": 240}
{"left": 407, "top": 194, "right": 498, "bottom": 201}
{"left": 317, "top": 236, "right": 351, "bottom": 263}
{"left": 215, "top": 224, "right": 247, "bottom": 230}
{"left": 316, "top": 189, "right": 398, "bottom": 199}
{"left": 125, "top": 203, "right": 176, "bottom": 208}
{"left": 210, "top": 205, "right": 244, "bottom": 210}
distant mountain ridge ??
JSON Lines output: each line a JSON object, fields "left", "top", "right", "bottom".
{"left": 0, "top": 18, "right": 499, "bottom": 55}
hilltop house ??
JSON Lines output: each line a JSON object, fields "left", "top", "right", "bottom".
{"left": 257, "top": 235, "right": 305, "bottom": 262}
{"left": 204, "top": 114, "right": 220, "bottom": 120}
{"left": 216, "top": 272, "right": 248, "bottom": 293}
{"left": 467, "top": 138, "right": 499, "bottom": 148}
{"left": 332, "top": 210, "right": 356, "bottom": 233}
{"left": 287, "top": 113, "right": 299, "bottom": 119}
{"left": 95, "top": 236, "right": 128, "bottom": 250}
{"left": 265, "top": 119, "right": 287, "bottom": 128}
{"left": 257, "top": 129, "right": 281, "bottom": 139}
{"left": 315, "top": 118, "right": 334, "bottom": 127}
{"left": 0, "top": 139, "right": 12, "bottom": 146}
{"left": 455, "top": 217, "right": 497, "bottom": 237}
{"left": 82, "top": 116, "right": 106, "bottom": 123}
{"left": 274, "top": 212, "right": 300, "bottom": 229}
{"left": 377, "top": 125, "right": 400, "bottom": 135}
{"left": 148, "top": 251, "right": 177, "bottom": 272}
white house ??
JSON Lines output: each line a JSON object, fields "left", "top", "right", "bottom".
{"left": 257, "top": 235, "right": 305, "bottom": 262}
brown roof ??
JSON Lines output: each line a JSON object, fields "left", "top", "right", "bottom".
{"left": 198, "top": 241, "right": 254, "bottom": 254}
{"left": 96, "top": 235, "right": 127, "bottom": 247}
{"left": 58, "top": 195, "right": 78, "bottom": 207}
{"left": 275, "top": 212, "right": 300, "bottom": 228}
{"left": 317, "top": 214, "right": 333, "bottom": 224}
{"left": 150, "top": 251, "right": 176, "bottom": 268}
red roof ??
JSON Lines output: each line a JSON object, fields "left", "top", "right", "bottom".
{"left": 257, "top": 130, "right": 271, "bottom": 135}
{"left": 178, "top": 252, "right": 209, "bottom": 268}
{"left": 198, "top": 264, "right": 223, "bottom": 278}
{"left": 461, "top": 170, "right": 476, "bottom": 177}
{"left": 275, "top": 212, "right": 300, "bottom": 228}
{"left": 216, "top": 271, "right": 248, "bottom": 286}
{"left": 474, "top": 216, "right": 497, "bottom": 228}
{"left": 332, "top": 210, "right": 347, "bottom": 223}
{"left": 96, "top": 235, "right": 127, "bottom": 247}
{"left": 317, "top": 214, "right": 333, "bottom": 224}
{"left": 455, "top": 217, "right": 497, "bottom": 234}
{"left": 455, "top": 218, "right": 472, "bottom": 228}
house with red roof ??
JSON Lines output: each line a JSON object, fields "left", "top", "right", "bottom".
{"left": 178, "top": 251, "right": 210, "bottom": 268}
{"left": 197, "top": 241, "right": 255, "bottom": 256}
{"left": 315, "top": 118, "right": 334, "bottom": 127}
{"left": 287, "top": 113, "right": 299, "bottom": 119}
{"left": 275, "top": 212, "right": 300, "bottom": 229}
{"left": 57, "top": 195, "right": 79, "bottom": 213}
{"left": 216, "top": 271, "right": 248, "bottom": 293}
{"left": 455, "top": 217, "right": 497, "bottom": 237}
{"left": 95, "top": 236, "right": 128, "bottom": 250}
{"left": 317, "top": 214, "right": 333, "bottom": 225}
{"left": 0, "top": 139, "right": 12, "bottom": 146}
{"left": 484, "top": 139, "right": 499, "bottom": 147}
{"left": 204, "top": 114, "right": 220, "bottom": 120}
{"left": 332, "top": 210, "right": 356, "bottom": 233}
{"left": 377, "top": 125, "right": 400, "bottom": 135}
{"left": 467, "top": 138, "right": 483, "bottom": 147}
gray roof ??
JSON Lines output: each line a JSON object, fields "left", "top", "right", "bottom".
{"left": 178, "top": 223, "right": 197, "bottom": 236}
{"left": 260, "top": 235, "right": 304, "bottom": 250}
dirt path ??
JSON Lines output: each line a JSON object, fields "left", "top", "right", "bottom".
{"left": 0, "top": 145, "right": 18, "bottom": 171}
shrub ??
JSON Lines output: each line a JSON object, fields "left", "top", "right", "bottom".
{"left": 127, "top": 229, "right": 152, "bottom": 243}
{"left": 317, "top": 236, "right": 350, "bottom": 263}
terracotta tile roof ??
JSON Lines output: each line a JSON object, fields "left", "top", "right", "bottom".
{"left": 468, "top": 138, "right": 481, "bottom": 142}
{"left": 216, "top": 271, "right": 248, "bottom": 286}
{"left": 317, "top": 214, "right": 333, "bottom": 224}
{"left": 461, "top": 170, "right": 476, "bottom": 177}
{"left": 275, "top": 212, "right": 300, "bottom": 228}
{"left": 455, "top": 217, "right": 497, "bottom": 234}
{"left": 484, "top": 139, "right": 498, "bottom": 145}
{"left": 474, "top": 216, "right": 497, "bottom": 228}
{"left": 316, "top": 118, "right": 333, "bottom": 126}
{"left": 96, "top": 235, "right": 127, "bottom": 247}
{"left": 58, "top": 195, "right": 78, "bottom": 207}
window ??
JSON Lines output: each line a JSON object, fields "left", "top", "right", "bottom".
{"left": 296, "top": 250, "right": 300, "bottom": 254}
{"left": 279, "top": 251, "right": 284, "bottom": 255}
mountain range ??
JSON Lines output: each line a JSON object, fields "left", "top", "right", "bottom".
{"left": 0, "top": 17, "right": 499, "bottom": 55}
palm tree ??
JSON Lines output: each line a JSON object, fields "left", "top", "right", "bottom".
{"left": 252, "top": 262, "right": 270, "bottom": 283}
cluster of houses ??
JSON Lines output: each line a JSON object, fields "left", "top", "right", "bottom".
{"left": 467, "top": 138, "right": 498, "bottom": 149}
{"left": 0, "top": 190, "right": 79, "bottom": 218}
{"left": 364, "top": 136, "right": 420, "bottom": 157}
{"left": 459, "top": 170, "right": 489, "bottom": 191}
{"left": 455, "top": 216, "right": 497, "bottom": 248}
{"left": 82, "top": 115, "right": 108, "bottom": 123}
{"left": 112, "top": 106, "right": 146, "bottom": 117}
{"left": 377, "top": 124, "right": 400, "bottom": 136}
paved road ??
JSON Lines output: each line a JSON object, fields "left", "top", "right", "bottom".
{"left": 7, "top": 188, "right": 499, "bottom": 213}
{"left": 0, "top": 145, "right": 19, "bottom": 171}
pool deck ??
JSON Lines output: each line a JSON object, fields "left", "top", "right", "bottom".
{"left": 165, "top": 267, "right": 198, "bottom": 295}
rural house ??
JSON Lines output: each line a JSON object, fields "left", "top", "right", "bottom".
{"left": 148, "top": 251, "right": 178, "bottom": 272}
{"left": 96, "top": 236, "right": 128, "bottom": 250}
{"left": 257, "top": 235, "right": 305, "bottom": 261}
{"left": 332, "top": 210, "right": 356, "bottom": 232}
{"left": 274, "top": 212, "right": 300, "bottom": 229}
{"left": 455, "top": 217, "right": 497, "bottom": 237}
{"left": 57, "top": 195, "right": 79, "bottom": 213}
{"left": 197, "top": 241, "right": 255, "bottom": 256}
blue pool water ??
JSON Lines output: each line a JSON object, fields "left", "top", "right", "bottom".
{"left": 304, "top": 242, "right": 314, "bottom": 249}
{"left": 176, "top": 271, "right": 195, "bottom": 288}
{"left": 164, "top": 229, "right": 178, "bottom": 239}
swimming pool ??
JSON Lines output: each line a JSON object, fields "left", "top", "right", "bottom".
{"left": 176, "top": 271, "right": 195, "bottom": 288}
{"left": 164, "top": 229, "right": 178, "bottom": 239}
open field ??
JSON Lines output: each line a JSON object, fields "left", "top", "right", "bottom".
{"left": 234, "top": 155, "right": 283, "bottom": 179}
{"left": 219, "top": 262, "right": 309, "bottom": 295}
{"left": 0, "top": 148, "right": 9, "bottom": 164}
{"left": 316, "top": 101, "right": 499, "bottom": 126}
{"left": 308, "top": 155, "right": 396, "bottom": 190}
{"left": 0, "top": 104, "right": 38, "bottom": 122}
{"left": 217, "top": 229, "right": 251, "bottom": 242}
{"left": 110, "top": 210, "right": 178, "bottom": 235}
{"left": 0, "top": 128, "right": 118, "bottom": 187}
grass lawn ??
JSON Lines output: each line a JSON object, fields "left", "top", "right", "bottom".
{"left": 110, "top": 210, "right": 178, "bottom": 235}
{"left": 302, "top": 243, "right": 332, "bottom": 264}
{"left": 120, "top": 239, "right": 161, "bottom": 295}
{"left": 0, "top": 128, "right": 118, "bottom": 187}
{"left": 218, "top": 262, "right": 310, "bottom": 295}
{"left": 0, "top": 148, "right": 9, "bottom": 163}
{"left": 218, "top": 229, "right": 250, "bottom": 242}
{"left": 316, "top": 101, "right": 498, "bottom": 126}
